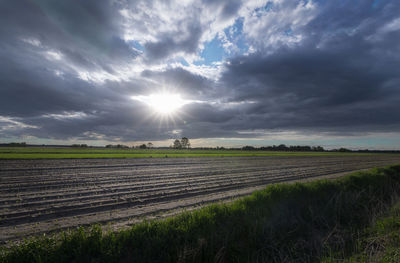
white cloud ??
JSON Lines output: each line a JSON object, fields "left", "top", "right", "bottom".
{"left": 242, "top": 0, "right": 317, "bottom": 50}
{"left": 21, "top": 37, "right": 41, "bottom": 47}
{"left": 44, "top": 50, "right": 63, "bottom": 61}
{"left": 368, "top": 17, "right": 400, "bottom": 42}
{"left": 381, "top": 17, "right": 400, "bottom": 33}
{"left": 42, "top": 111, "right": 88, "bottom": 120}
{"left": 0, "top": 116, "right": 38, "bottom": 131}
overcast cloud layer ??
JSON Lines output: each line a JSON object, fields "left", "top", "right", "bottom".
{"left": 1, "top": 0, "right": 400, "bottom": 148}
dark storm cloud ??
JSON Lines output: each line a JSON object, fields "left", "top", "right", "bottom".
{"left": 0, "top": 0, "right": 137, "bottom": 75}
{"left": 144, "top": 22, "right": 203, "bottom": 61}
{"left": 0, "top": 45, "right": 131, "bottom": 118}
{"left": 0, "top": 0, "right": 144, "bottom": 140}
{"left": 183, "top": 103, "right": 237, "bottom": 123}
{"left": 219, "top": 0, "right": 400, "bottom": 133}
{"left": 141, "top": 68, "right": 215, "bottom": 98}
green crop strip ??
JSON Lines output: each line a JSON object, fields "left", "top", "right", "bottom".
{"left": 0, "top": 147, "right": 377, "bottom": 159}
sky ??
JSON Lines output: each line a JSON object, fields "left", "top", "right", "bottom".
{"left": 0, "top": 0, "right": 400, "bottom": 149}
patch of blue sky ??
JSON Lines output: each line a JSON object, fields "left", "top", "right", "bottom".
{"left": 235, "top": 38, "right": 249, "bottom": 55}
{"left": 284, "top": 28, "right": 294, "bottom": 36}
{"left": 254, "top": 1, "right": 273, "bottom": 17}
{"left": 224, "top": 17, "right": 243, "bottom": 42}
{"left": 165, "top": 57, "right": 189, "bottom": 67}
{"left": 223, "top": 18, "right": 249, "bottom": 55}
{"left": 127, "top": 40, "right": 144, "bottom": 52}
{"left": 164, "top": 57, "right": 188, "bottom": 67}
{"left": 177, "top": 57, "right": 189, "bottom": 67}
{"left": 195, "top": 18, "right": 249, "bottom": 66}
{"left": 194, "top": 36, "right": 227, "bottom": 66}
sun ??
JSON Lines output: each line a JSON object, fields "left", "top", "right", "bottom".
{"left": 131, "top": 92, "right": 188, "bottom": 115}
{"left": 147, "top": 93, "right": 186, "bottom": 114}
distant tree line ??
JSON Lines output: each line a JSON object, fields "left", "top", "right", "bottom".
{"left": 0, "top": 142, "right": 27, "bottom": 147}
{"left": 194, "top": 146, "right": 226, "bottom": 150}
{"left": 238, "top": 145, "right": 400, "bottom": 153}
{"left": 1, "top": 141, "right": 400, "bottom": 153}
{"left": 331, "top": 147, "right": 352, "bottom": 152}
{"left": 105, "top": 144, "right": 129, "bottom": 149}
{"left": 71, "top": 144, "right": 88, "bottom": 148}
{"left": 105, "top": 142, "right": 154, "bottom": 149}
{"left": 241, "top": 144, "right": 325, "bottom": 152}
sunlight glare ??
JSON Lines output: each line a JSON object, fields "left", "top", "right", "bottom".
{"left": 132, "top": 93, "right": 188, "bottom": 115}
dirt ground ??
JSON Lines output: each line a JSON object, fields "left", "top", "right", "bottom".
{"left": 1, "top": 155, "right": 400, "bottom": 243}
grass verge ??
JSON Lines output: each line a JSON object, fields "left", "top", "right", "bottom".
{"left": 329, "top": 200, "right": 400, "bottom": 262}
{"left": 2, "top": 165, "right": 400, "bottom": 262}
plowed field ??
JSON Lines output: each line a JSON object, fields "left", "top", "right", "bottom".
{"left": 1, "top": 155, "right": 400, "bottom": 243}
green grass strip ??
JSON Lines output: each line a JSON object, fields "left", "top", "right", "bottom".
{"left": 0, "top": 147, "right": 378, "bottom": 159}
{"left": 2, "top": 165, "right": 400, "bottom": 262}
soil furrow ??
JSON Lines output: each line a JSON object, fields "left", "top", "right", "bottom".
{"left": 1, "top": 155, "right": 400, "bottom": 242}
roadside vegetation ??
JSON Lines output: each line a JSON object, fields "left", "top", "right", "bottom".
{"left": 2, "top": 165, "right": 400, "bottom": 262}
{"left": 333, "top": 201, "right": 400, "bottom": 262}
